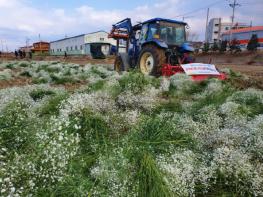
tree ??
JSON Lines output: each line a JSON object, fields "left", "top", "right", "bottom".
{"left": 212, "top": 41, "right": 219, "bottom": 52}
{"left": 230, "top": 39, "right": 241, "bottom": 54}
{"left": 202, "top": 43, "right": 210, "bottom": 53}
{"left": 220, "top": 40, "right": 228, "bottom": 53}
{"left": 247, "top": 34, "right": 259, "bottom": 52}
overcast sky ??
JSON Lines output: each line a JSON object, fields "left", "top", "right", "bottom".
{"left": 0, "top": 0, "right": 262, "bottom": 51}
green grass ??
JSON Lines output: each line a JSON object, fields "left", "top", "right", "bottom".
{"left": 32, "top": 77, "right": 49, "bottom": 84}
{"left": 118, "top": 71, "right": 159, "bottom": 94}
{"left": 87, "top": 80, "right": 106, "bottom": 93}
{"left": 38, "top": 93, "right": 69, "bottom": 116}
{"left": 130, "top": 115, "right": 196, "bottom": 154}
{"left": 68, "top": 109, "right": 110, "bottom": 153}
{"left": 0, "top": 100, "right": 35, "bottom": 152}
{"left": 19, "top": 62, "right": 29, "bottom": 67}
{"left": 5, "top": 63, "right": 15, "bottom": 69}
{"left": 20, "top": 70, "right": 32, "bottom": 77}
{"left": 137, "top": 153, "right": 172, "bottom": 197}
{"left": 50, "top": 74, "right": 79, "bottom": 84}
{"left": 189, "top": 86, "right": 234, "bottom": 116}
{"left": 30, "top": 89, "right": 55, "bottom": 101}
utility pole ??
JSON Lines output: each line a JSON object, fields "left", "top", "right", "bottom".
{"left": 1, "top": 40, "right": 3, "bottom": 52}
{"left": 229, "top": 0, "right": 241, "bottom": 41}
{"left": 26, "top": 37, "right": 30, "bottom": 52}
{"left": 39, "top": 34, "right": 42, "bottom": 52}
{"left": 205, "top": 8, "right": 210, "bottom": 43}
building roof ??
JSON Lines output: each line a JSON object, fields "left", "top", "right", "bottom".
{"left": 50, "top": 34, "right": 85, "bottom": 43}
{"left": 222, "top": 26, "right": 263, "bottom": 35}
{"left": 50, "top": 31, "right": 109, "bottom": 43}
{"left": 142, "top": 18, "right": 187, "bottom": 25}
{"left": 33, "top": 41, "right": 49, "bottom": 44}
{"left": 85, "top": 30, "right": 109, "bottom": 35}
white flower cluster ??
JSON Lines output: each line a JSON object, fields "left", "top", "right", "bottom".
{"left": 160, "top": 77, "right": 171, "bottom": 92}
{"left": 59, "top": 91, "right": 116, "bottom": 121}
{"left": 90, "top": 147, "right": 136, "bottom": 197}
{"left": 0, "top": 117, "right": 80, "bottom": 196}
{"left": 0, "top": 61, "right": 118, "bottom": 85}
{"left": 1, "top": 60, "right": 263, "bottom": 196}
{"left": 157, "top": 150, "right": 212, "bottom": 196}
{"left": 169, "top": 73, "right": 193, "bottom": 92}
{"left": 211, "top": 147, "right": 263, "bottom": 196}
{"left": 0, "top": 84, "right": 65, "bottom": 112}
{"left": 227, "top": 88, "right": 263, "bottom": 104}
{"left": 116, "top": 87, "right": 160, "bottom": 112}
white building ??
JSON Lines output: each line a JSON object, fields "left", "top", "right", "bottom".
{"left": 50, "top": 34, "right": 85, "bottom": 56}
{"left": 206, "top": 18, "right": 249, "bottom": 43}
{"left": 50, "top": 31, "right": 117, "bottom": 57}
{"left": 84, "top": 31, "right": 117, "bottom": 56}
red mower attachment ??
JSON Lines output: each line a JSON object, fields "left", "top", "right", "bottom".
{"left": 161, "top": 63, "right": 227, "bottom": 81}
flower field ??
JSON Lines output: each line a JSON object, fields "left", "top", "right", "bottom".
{"left": 0, "top": 61, "right": 263, "bottom": 196}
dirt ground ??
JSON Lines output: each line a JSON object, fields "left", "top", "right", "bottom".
{"left": 195, "top": 51, "right": 263, "bottom": 82}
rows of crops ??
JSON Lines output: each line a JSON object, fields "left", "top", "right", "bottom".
{"left": 0, "top": 61, "right": 263, "bottom": 196}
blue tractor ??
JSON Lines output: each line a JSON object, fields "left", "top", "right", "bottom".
{"left": 109, "top": 18, "right": 195, "bottom": 77}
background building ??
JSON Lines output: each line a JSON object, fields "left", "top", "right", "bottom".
{"left": 32, "top": 42, "right": 50, "bottom": 53}
{"left": 50, "top": 34, "right": 85, "bottom": 56}
{"left": 50, "top": 31, "right": 117, "bottom": 57}
{"left": 221, "top": 26, "right": 263, "bottom": 49}
{"left": 207, "top": 18, "right": 249, "bottom": 43}
{"left": 84, "top": 31, "right": 116, "bottom": 56}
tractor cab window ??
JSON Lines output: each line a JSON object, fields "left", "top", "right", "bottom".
{"left": 159, "top": 21, "right": 186, "bottom": 45}
{"left": 148, "top": 23, "right": 158, "bottom": 40}
{"left": 140, "top": 24, "right": 148, "bottom": 42}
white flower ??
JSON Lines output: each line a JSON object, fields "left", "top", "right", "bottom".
{"left": 10, "top": 187, "right": 16, "bottom": 193}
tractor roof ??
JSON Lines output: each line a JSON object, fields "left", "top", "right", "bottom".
{"left": 142, "top": 18, "right": 187, "bottom": 25}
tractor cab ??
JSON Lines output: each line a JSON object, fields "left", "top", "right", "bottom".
{"left": 138, "top": 18, "right": 188, "bottom": 49}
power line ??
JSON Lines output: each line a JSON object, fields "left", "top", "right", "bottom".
{"left": 173, "top": 0, "right": 223, "bottom": 19}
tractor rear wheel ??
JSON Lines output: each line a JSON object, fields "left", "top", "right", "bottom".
{"left": 138, "top": 44, "right": 166, "bottom": 77}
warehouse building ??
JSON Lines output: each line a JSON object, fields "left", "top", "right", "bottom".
{"left": 84, "top": 31, "right": 117, "bottom": 56}
{"left": 50, "top": 34, "right": 85, "bottom": 56}
{"left": 50, "top": 31, "right": 117, "bottom": 57}
{"left": 221, "top": 26, "right": 263, "bottom": 49}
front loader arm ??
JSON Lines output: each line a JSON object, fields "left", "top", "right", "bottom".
{"left": 108, "top": 18, "right": 133, "bottom": 39}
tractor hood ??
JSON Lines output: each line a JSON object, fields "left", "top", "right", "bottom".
{"left": 179, "top": 43, "right": 195, "bottom": 53}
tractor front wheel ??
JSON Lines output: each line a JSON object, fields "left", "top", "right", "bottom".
{"left": 138, "top": 45, "right": 166, "bottom": 77}
{"left": 114, "top": 56, "right": 123, "bottom": 72}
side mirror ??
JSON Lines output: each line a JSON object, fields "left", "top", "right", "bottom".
{"left": 135, "top": 31, "right": 141, "bottom": 40}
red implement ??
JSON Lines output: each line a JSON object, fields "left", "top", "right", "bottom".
{"left": 161, "top": 64, "right": 227, "bottom": 81}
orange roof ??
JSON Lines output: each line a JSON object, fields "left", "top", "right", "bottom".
{"left": 222, "top": 26, "right": 263, "bottom": 35}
